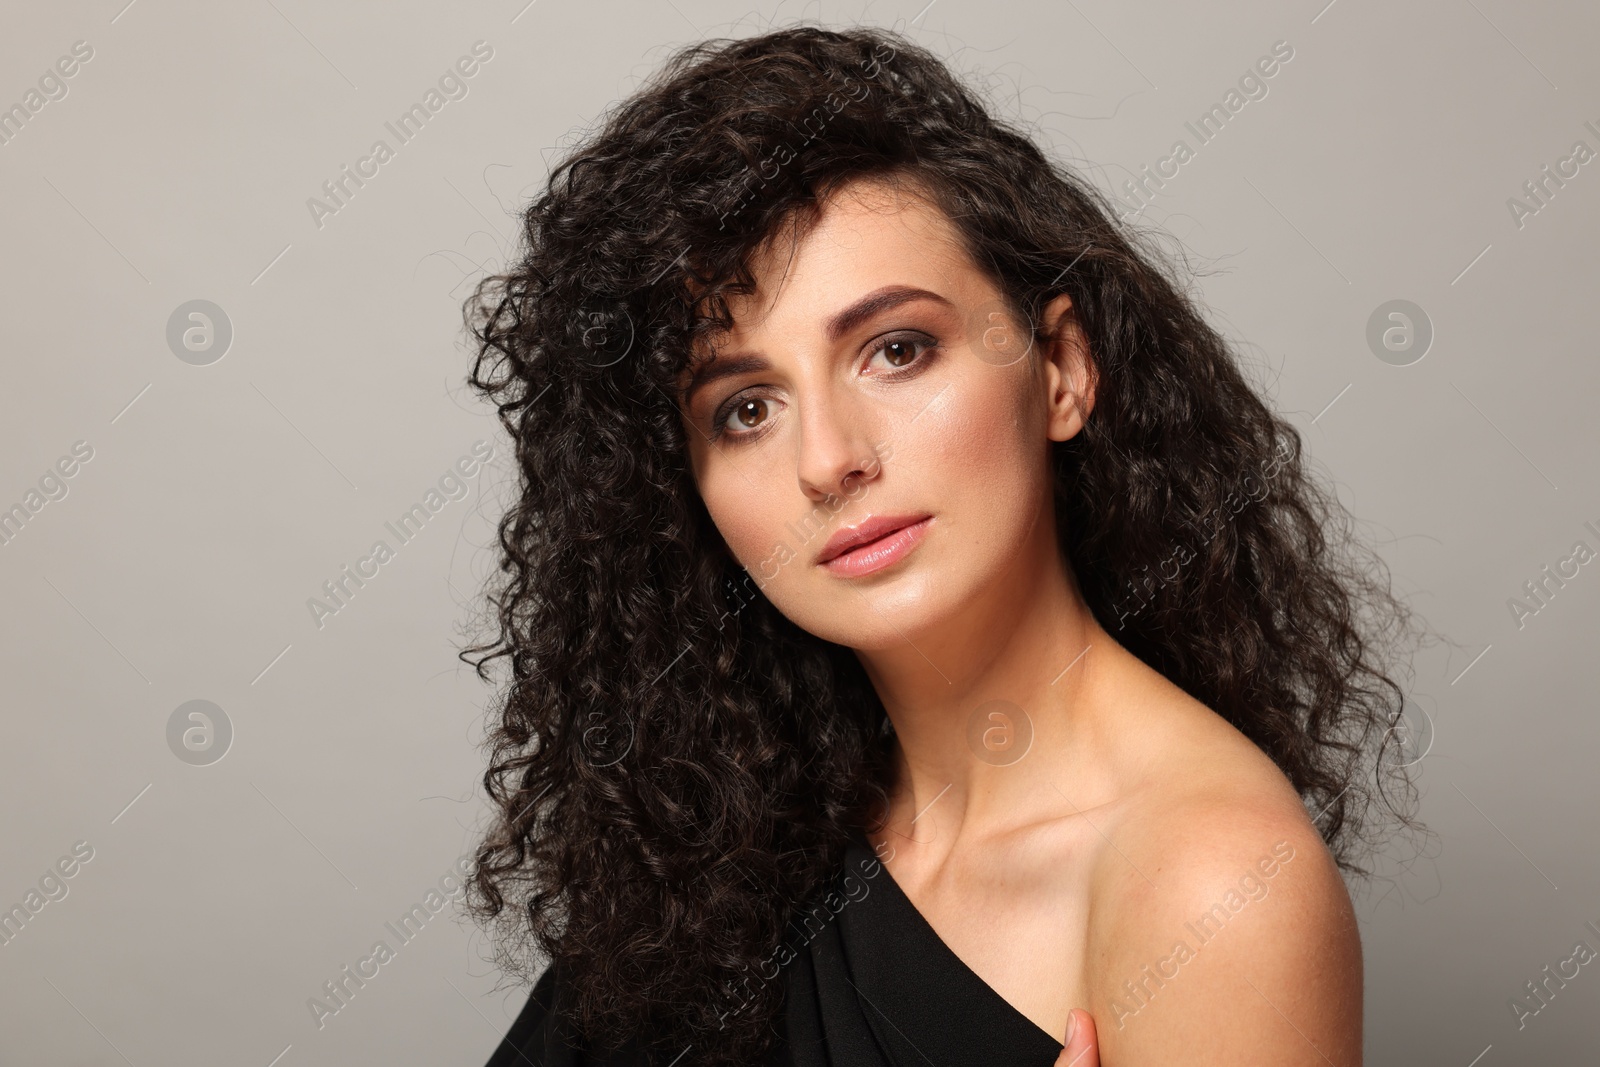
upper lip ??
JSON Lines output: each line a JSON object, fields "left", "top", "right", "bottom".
{"left": 816, "top": 514, "right": 931, "bottom": 564}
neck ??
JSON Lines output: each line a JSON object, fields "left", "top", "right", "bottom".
{"left": 854, "top": 510, "right": 1123, "bottom": 851}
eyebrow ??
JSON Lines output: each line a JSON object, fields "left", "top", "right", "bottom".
{"left": 680, "top": 285, "right": 954, "bottom": 407}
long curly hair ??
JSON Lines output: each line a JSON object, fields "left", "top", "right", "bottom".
{"left": 458, "top": 21, "right": 1428, "bottom": 1066}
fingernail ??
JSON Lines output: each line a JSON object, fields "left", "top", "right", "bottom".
{"left": 1064, "top": 1008, "right": 1077, "bottom": 1045}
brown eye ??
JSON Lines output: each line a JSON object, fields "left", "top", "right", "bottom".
{"left": 882, "top": 338, "right": 918, "bottom": 367}
{"left": 868, "top": 333, "right": 937, "bottom": 373}
{"left": 728, "top": 398, "right": 769, "bottom": 432}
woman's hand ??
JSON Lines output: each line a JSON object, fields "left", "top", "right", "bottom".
{"left": 1053, "top": 1007, "right": 1099, "bottom": 1067}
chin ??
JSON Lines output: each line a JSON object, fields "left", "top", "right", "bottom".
{"left": 795, "top": 567, "right": 959, "bottom": 651}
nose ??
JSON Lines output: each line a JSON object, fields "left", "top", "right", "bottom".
{"left": 794, "top": 385, "right": 883, "bottom": 503}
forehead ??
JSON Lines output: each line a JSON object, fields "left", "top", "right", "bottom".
{"left": 700, "top": 176, "right": 976, "bottom": 347}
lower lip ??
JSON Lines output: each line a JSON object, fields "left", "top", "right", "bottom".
{"left": 820, "top": 518, "right": 933, "bottom": 578}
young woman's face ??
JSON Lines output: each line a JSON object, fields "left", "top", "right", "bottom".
{"left": 677, "top": 177, "right": 1089, "bottom": 651}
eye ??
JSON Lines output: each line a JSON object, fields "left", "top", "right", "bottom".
{"left": 709, "top": 392, "right": 779, "bottom": 442}
{"left": 867, "top": 332, "right": 939, "bottom": 375}
{"left": 724, "top": 397, "right": 770, "bottom": 434}
{"left": 707, "top": 331, "right": 940, "bottom": 443}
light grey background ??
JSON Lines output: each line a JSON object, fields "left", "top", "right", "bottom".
{"left": 1, "top": 0, "right": 1596, "bottom": 1063}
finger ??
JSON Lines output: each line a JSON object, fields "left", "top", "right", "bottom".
{"left": 1052, "top": 1007, "right": 1100, "bottom": 1067}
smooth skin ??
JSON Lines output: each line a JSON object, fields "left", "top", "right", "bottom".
{"left": 677, "top": 175, "right": 1362, "bottom": 1065}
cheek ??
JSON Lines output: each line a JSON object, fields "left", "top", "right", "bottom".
{"left": 698, "top": 464, "right": 790, "bottom": 571}
{"left": 917, "top": 363, "right": 1038, "bottom": 490}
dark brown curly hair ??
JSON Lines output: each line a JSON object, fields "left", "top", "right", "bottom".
{"left": 457, "top": 21, "right": 1428, "bottom": 1066}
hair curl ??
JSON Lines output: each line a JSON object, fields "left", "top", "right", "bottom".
{"left": 458, "top": 21, "right": 1429, "bottom": 1066}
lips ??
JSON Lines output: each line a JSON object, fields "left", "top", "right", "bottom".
{"left": 816, "top": 513, "right": 933, "bottom": 565}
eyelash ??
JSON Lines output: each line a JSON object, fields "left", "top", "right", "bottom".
{"left": 708, "top": 332, "right": 941, "bottom": 443}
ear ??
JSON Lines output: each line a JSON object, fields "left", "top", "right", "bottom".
{"left": 1038, "top": 293, "right": 1095, "bottom": 442}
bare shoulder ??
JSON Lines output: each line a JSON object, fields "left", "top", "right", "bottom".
{"left": 1082, "top": 692, "right": 1363, "bottom": 1065}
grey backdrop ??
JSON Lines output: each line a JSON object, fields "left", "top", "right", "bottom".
{"left": 2, "top": 0, "right": 1597, "bottom": 1063}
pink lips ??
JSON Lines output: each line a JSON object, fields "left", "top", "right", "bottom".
{"left": 816, "top": 514, "right": 933, "bottom": 577}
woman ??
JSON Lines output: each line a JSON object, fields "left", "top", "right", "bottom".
{"left": 460, "top": 23, "right": 1424, "bottom": 1067}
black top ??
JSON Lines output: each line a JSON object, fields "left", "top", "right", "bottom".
{"left": 483, "top": 828, "right": 1065, "bottom": 1066}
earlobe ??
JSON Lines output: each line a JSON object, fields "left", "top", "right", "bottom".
{"left": 1048, "top": 391, "right": 1088, "bottom": 443}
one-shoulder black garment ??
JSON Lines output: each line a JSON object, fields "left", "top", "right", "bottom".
{"left": 483, "top": 828, "right": 1065, "bottom": 1066}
